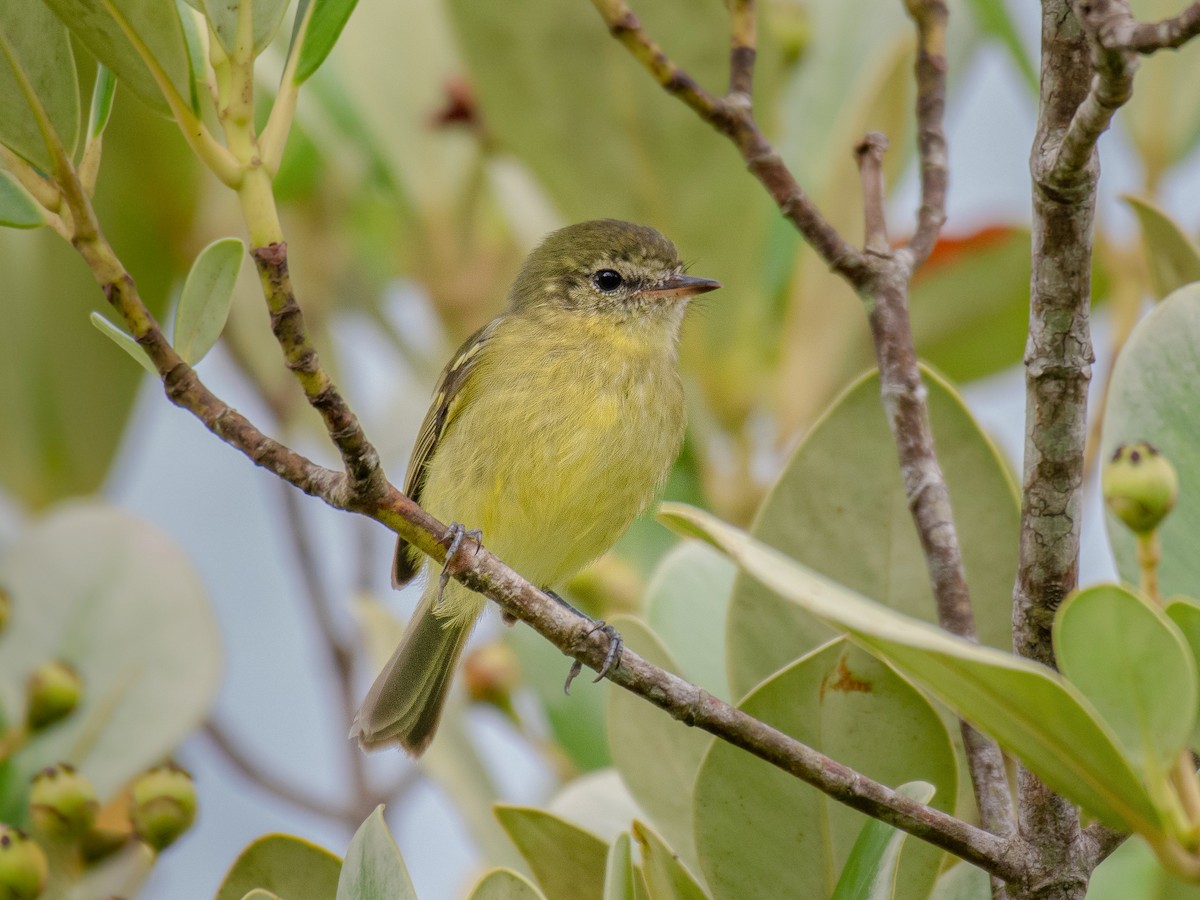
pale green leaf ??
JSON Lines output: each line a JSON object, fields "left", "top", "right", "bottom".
{"left": 662, "top": 504, "right": 1162, "bottom": 836}
{"left": 68, "top": 841, "right": 156, "bottom": 899}
{"left": 1165, "top": 597, "right": 1200, "bottom": 751}
{"left": 831, "top": 782, "right": 937, "bottom": 900}
{"left": 1055, "top": 584, "right": 1196, "bottom": 775}
{"left": 603, "top": 833, "right": 636, "bottom": 900}
{"left": 42, "top": 0, "right": 191, "bottom": 117}
{"left": 495, "top": 806, "right": 608, "bottom": 900}
{"left": 90, "top": 311, "right": 157, "bottom": 375}
{"left": 173, "top": 236, "right": 243, "bottom": 364}
{"left": 548, "top": 770, "right": 643, "bottom": 847}
{"left": 198, "top": 0, "right": 288, "bottom": 56}
{"left": 606, "top": 616, "right": 711, "bottom": 875}
{"left": 240, "top": 893, "right": 282, "bottom": 900}
{"left": 1102, "top": 284, "right": 1200, "bottom": 600}
{"left": 336, "top": 805, "right": 416, "bottom": 900}
{"left": 1124, "top": 195, "right": 1200, "bottom": 299}
{"left": 727, "top": 365, "right": 1017, "bottom": 699}
{"left": 87, "top": 65, "right": 116, "bottom": 142}
{"left": 0, "top": 170, "right": 43, "bottom": 228}
{"left": 1088, "top": 834, "right": 1200, "bottom": 899}
{"left": 292, "top": 0, "right": 361, "bottom": 83}
{"left": 929, "top": 863, "right": 990, "bottom": 900}
{"left": 632, "top": 820, "right": 708, "bottom": 900}
{"left": 0, "top": 504, "right": 220, "bottom": 814}
{"left": 470, "top": 869, "right": 548, "bottom": 900}
{"left": 216, "top": 835, "right": 341, "bottom": 900}
{"left": 0, "top": 0, "right": 79, "bottom": 169}
{"left": 693, "top": 639, "right": 955, "bottom": 900}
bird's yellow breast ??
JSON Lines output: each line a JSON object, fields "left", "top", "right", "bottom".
{"left": 418, "top": 305, "right": 685, "bottom": 613}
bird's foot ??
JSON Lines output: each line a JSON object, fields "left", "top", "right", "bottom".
{"left": 436, "top": 522, "right": 483, "bottom": 605}
{"left": 563, "top": 614, "right": 624, "bottom": 695}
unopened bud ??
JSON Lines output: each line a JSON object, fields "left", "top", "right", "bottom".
{"left": 29, "top": 764, "right": 98, "bottom": 840}
{"left": 130, "top": 763, "right": 196, "bottom": 851}
{"left": 463, "top": 642, "right": 521, "bottom": 710}
{"left": 1103, "top": 441, "right": 1179, "bottom": 534}
{"left": 0, "top": 825, "right": 47, "bottom": 899}
{"left": 25, "top": 661, "right": 82, "bottom": 731}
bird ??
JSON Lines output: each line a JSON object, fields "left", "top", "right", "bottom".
{"left": 350, "top": 219, "right": 721, "bottom": 755}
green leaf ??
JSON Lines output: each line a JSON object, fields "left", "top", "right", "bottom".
{"left": 547, "top": 770, "right": 642, "bottom": 846}
{"left": 216, "top": 835, "right": 341, "bottom": 900}
{"left": 1055, "top": 585, "right": 1196, "bottom": 775}
{"left": 632, "top": 820, "right": 708, "bottom": 900}
{"left": 831, "top": 782, "right": 937, "bottom": 900}
{"left": 606, "top": 617, "right": 712, "bottom": 875}
{"left": 0, "top": 0, "right": 80, "bottom": 170}
{"left": 173, "top": 237, "right": 243, "bottom": 364}
{"left": 90, "top": 311, "right": 157, "bottom": 375}
{"left": 643, "top": 541, "right": 735, "bottom": 702}
{"left": 292, "top": 0, "right": 362, "bottom": 84}
{"left": 470, "top": 869, "right": 549, "bottom": 900}
{"left": 42, "top": 0, "right": 191, "bottom": 117}
{"left": 336, "top": 806, "right": 416, "bottom": 900}
{"left": 1165, "top": 597, "right": 1200, "bottom": 751}
{"left": 910, "top": 228, "right": 1034, "bottom": 383}
{"left": 929, "top": 863, "right": 990, "bottom": 900}
{"left": 69, "top": 841, "right": 156, "bottom": 899}
{"left": 662, "top": 504, "right": 1163, "bottom": 836}
{"left": 1123, "top": 195, "right": 1200, "bottom": 299}
{"left": 87, "top": 65, "right": 117, "bottom": 142}
{"left": 603, "top": 833, "right": 636, "bottom": 900}
{"left": 0, "top": 504, "right": 220, "bottom": 816}
{"left": 726, "top": 365, "right": 1017, "bottom": 700}
{"left": 198, "top": 0, "right": 289, "bottom": 56}
{"left": 1102, "top": 284, "right": 1200, "bottom": 600}
{"left": 693, "top": 639, "right": 955, "bottom": 900}
{"left": 240, "top": 893, "right": 282, "bottom": 900}
{"left": 1088, "top": 834, "right": 1200, "bottom": 899}
{"left": 494, "top": 806, "right": 608, "bottom": 900}
{"left": 0, "top": 170, "right": 43, "bottom": 228}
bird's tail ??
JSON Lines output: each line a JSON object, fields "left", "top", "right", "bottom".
{"left": 350, "top": 584, "right": 473, "bottom": 756}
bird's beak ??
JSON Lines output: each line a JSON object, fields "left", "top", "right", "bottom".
{"left": 642, "top": 273, "right": 722, "bottom": 299}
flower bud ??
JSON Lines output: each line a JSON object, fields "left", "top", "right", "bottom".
{"left": 29, "top": 764, "right": 98, "bottom": 840}
{"left": 24, "top": 661, "right": 82, "bottom": 731}
{"left": 130, "top": 763, "right": 196, "bottom": 851}
{"left": 0, "top": 825, "right": 47, "bottom": 899}
{"left": 463, "top": 642, "right": 521, "bottom": 710}
{"left": 1103, "top": 441, "right": 1179, "bottom": 534}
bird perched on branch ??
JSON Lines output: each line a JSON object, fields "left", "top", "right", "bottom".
{"left": 351, "top": 219, "right": 720, "bottom": 755}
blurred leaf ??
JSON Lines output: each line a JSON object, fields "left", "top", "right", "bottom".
{"left": 693, "top": 639, "right": 955, "bottom": 900}
{"left": 1088, "top": 835, "right": 1200, "bottom": 899}
{"left": 663, "top": 504, "right": 1162, "bottom": 836}
{"left": 1102, "top": 284, "right": 1200, "bottom": 600}
{"left": 69, "top": 841, "right": 156, "bottom": 899}
{"left": 187, "top": 0, "right": 288, "bottom": 57}
{"left": 1123, "top": 195, "right": 1200, "bottom": 299}
{"left": 216, "top": 834, "right": 341, "bottom": 900}
{"left": 1165, "top": 597, "right": 1200, "bottom": 750}
{"left": 606, "top": 617, "right": 711, "bottom": 875}
{"left": 548, "top": 770, "right": 643, "bottom": 847}
{"left": 831, "top": 781, "right": 936, "bottom": 900}
{"left": 929, "top": 862, "right": 990, "bottom": 900}
{"left": 1055, "top": 585, "right": 1196, "bottom": 775}
{"left": 495, "top": 805, "right": 608, "bottom": 900}
{"left": 90, "top": 311, "right": 157, "bottom": 375}
{"left": 470, "top": 869, "right": 549, "bottom": 900}
{"left": 239, "top": 893, "right": 282, "bottom": 900}
{"left": 910, "top": 227, "right": 1032, "bottom": 383}
{"left": 0, "top": 0, "right": 78, "bottom": 170}
{"left": 42, "top": 0, "right": 191, "bottom": 117}
{"left": 632, "top": 820, "right": 708, "bottom": 900}
{"left": 964, "top": 0, "right": 1037, "bottom": 91}
{"left": 336, "top": 805, "right": 416, "bottom": 900}
{"left": 0, "top": 504, "right": 220, "bottom": 817}
{"left": 292, "top": 0, "right": 362, "bottom": 84}
{"left": 0, "top": 170, "right": 43, "bottom": 228}
{"left": 727, "top": 365, "right": 1017, "bottom": 700}
{"left": 87, "top": 65, "right": 117, "bottom": 142}
{"left": 604, "top": 832, "right": 636, "bottom": 900}
{"left": 174, "top": 236, "right": 243, "bottom": 364}
{"left": 643, "top": 540, "right": 735, "bottom": 702}
{"left": 176, "top": 0, "right": 205, "bottom": 112}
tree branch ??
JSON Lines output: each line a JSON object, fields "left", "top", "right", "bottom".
{"left": 1117, "top": 0, "right": 1200, "bottom": 52}
{"left": 904, "top": 0, "right": 950, "bottom": 267}
{"left": 855, "top": 133, "right": 891, "bottom": 256}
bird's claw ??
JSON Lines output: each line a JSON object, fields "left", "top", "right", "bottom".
{"left": 436, "top": 523, "right": 483, "bottom": 604}
{"left": 563, "top": 619, "right": 624, "bottom": 694}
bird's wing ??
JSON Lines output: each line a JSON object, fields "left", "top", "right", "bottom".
{"left": 392, "top": 318, "right": 500, "bottom": 588}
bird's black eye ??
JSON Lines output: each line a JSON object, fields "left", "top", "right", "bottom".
{"left": 593, "top": 269, "right": 624, "bottom": 292}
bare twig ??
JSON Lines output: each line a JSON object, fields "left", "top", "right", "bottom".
{"left": 904, "top": 0, "right": 950, "bottom": 267}
{"left": 1118, "top": 0, "right": 1200, "bottom": 51}
{"left": 727, "top": 0, "right": 755, "bottom": 98}
{"left": 855, "top": 133, "right": 891, "bottom": 256}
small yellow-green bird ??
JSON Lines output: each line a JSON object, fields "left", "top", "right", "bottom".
{"left": 351, "top": 219, "right": 720, "bottom": 755}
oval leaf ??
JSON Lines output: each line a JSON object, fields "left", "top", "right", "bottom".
{"left": 1102, "top": 284, "right": 1200, "bottom": 599}
{"left": 663, "top": 504, "right": 1163, "bottom": 836}
{"left": 494, "top": 806, "right": 608, "bottom": 900}
{"left": 1123, "top": 195, "right": 1200, "bottom": 299}
{"left": 0, "top": 170, "right": 44, "bottom": 229}
{"left": 0, "top": 503, "right": 220, "bottom": 807}
{"left": 1165, "top": 597, "right": 1200, "bottom": 752}
{"left": 831, "top": 781, "right": 937, "bottom": 900}
{"left": 470, "top": 869, "right": 549, "bottom": 900}
{"left": 727, "top": 365, "right": 1017, "bottom": 700}
{"left": 216, "top": 834, "right": 342, "bottom": 900}
{"left": 174, "top": 236, "right": 243, "bottom": 364}
{"left": 336, "top": 805, "right": 416, "bottom": 900}
{"left": 90, "top": 311, "right": 157, "bottom": 375}
{"left": 1055, "top": 584, "right": 1197, "bottom": 775}
{"left": 693, "top": 639, "right": 955, "bottom": 900}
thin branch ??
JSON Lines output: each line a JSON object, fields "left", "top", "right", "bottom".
{"left": 727, "top": 0, "right": 755, "bottom": 99}
{"left": 904, "top": 0, "right": 950, "bottom": 267}
{"left": 1120, "top": 1, "right": 1200, "bottom": 51}
{"left": 855, "top": 133, "right": 891, "bottom": 256}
